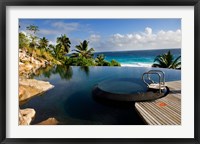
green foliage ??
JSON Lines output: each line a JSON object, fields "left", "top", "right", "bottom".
{"left": 24, "top": 47, "right": 59, "bottom": 65}
{"left": 72, "top": 40, "right": 94, "bottom": 59}
{"left": 95, "top": 54, "right": 120, "bottom": 66}
{"left": 38, "top": 37, "right": 49, "bottom": 50}
{"left": 66, "top": 57, "right": 95, "bottom": 66}
{"left": 29, "top": 35, "right": 38, "bottom": 49}
{"left": 35, "top": 48, "right": 42, "bottom": 56}
{"left": 110, "top": 60, "right": 121, "bottom": 66}
{"left": 48, "top": 44, "right": 58, "bottom": 59}
{"left": 45, "top": 34, "right": 71, "bottom": 64}
{"left": 57, "top": 34, "right": 71, "bottom": 54}
{"left": 95, "top": 54, "right": 105, "bottom": 66}
{"left": 19, "top": 32, "right": 29, "bottom": 49}
{"left": 41, "top": 51, "right": 53, "bottom": 61}
{"left": 152, "top": 50, "right": 181, "bottom": 69}
{"left": 26, "top": 25, "right": 39, "bottom": 34}
{"left": 19, "top": 24, "right": 121, "bottom": 67}
{"left": 26, "top": 25, "right": 39, "bottom": 49}
{"left": 26, "top": 47, "right": 34, "bottom": 55}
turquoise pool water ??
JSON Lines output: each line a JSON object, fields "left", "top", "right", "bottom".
{"left": 21, "top": 66, "right": 181, "bottom": 125}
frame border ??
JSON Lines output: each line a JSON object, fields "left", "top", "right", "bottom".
{"left": 0, "top": 0, "right": 199, "bottom": 144}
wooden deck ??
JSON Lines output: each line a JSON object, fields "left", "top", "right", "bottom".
{"left": 135, "top": 81, "right": 181, "bottom": 125}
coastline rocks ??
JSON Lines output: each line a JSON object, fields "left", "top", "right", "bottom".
{"left": 19, "top": 48, "right": 56, "bottom": 125}
{"left": 19, "top": 108, "right": 36, "bottom": 125}
{"left": 37, "top": 118, "right": 59, "bottom": 125}
{"left": 19, "top": 49, "right": 51, "bottom": 78}
{"left": 19, "top": 79, "right": 54, "bottom": 102}
{"left": 19, "top": 64, "right": 34, "bottom": 78}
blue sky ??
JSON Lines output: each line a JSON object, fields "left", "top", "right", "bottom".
{"left": 19, "top": 19, "right": 181, "bottom": 52}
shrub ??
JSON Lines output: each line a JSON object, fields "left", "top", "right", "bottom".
{"left": 110, "top": 60, "right": 121, "bottom": 66}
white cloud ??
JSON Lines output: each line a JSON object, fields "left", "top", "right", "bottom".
{"left": 135, "top": 34, "right": 142, "bottom": 40}
{"left": 51, "top": 22, "right": 79, "bottom": 32}
{"left": 89, "top": 34, "right": 101, "bottom": 42}
{"left": 113, "top": 33, "right": 124, "bottom": 38}
{"left": 91, "top": 27, "right": 181, "bottom": 52}
{"left": 38, "top": 22, "right": 80, "bottom": 36}
{"left": 145, "top": 27, "right": 152, "bottom": 35}
{"left": 38, "top": 29, "right": 59, "bottom": 35}
{"left": 88, "top": 34, "right": 102, "bottom": 49}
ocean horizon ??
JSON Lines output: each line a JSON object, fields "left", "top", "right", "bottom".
{"left": 94, "top": 48, "right": 181, "bottom": 67}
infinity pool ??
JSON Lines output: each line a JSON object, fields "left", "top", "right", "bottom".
{"left": 20, "top": 66, "right": 181, "bottom": 125}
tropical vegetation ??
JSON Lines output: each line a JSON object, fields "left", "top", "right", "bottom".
{"left": 19, "top": 24, "right": 121, "bottom": 67}
{"left": 152, "top": 50, "right": 181, "bottom": 69}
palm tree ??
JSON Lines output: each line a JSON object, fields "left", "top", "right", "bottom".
{"left": 95, "top": 54, "right": 105, "bottom": 63}
{"left": 95, "top": 54, "right": 107, "bottom": 66}
{"left": 48, "top": 44, "right": 55, "bottom": 53}
{"left": 29, "top": 35, "right": 38, "bottom": 49}
{"left": 57, "top": 34, "right": 71, "bottom": 54}
{"left": 26, "top": 25, "right": 39, "bottom": 34}
{"left": 72, "top": 40, "right": 94, "bottom": 59}
{"left": 26, "top": 25, "right": 39, "bottom": 49}
{"left": 39, "top": 37, "right": 49, "bottom": 50}
{"left": 152, "top": 50, "right": 181, "bottom": 69}
{"left": 49, "top": 44, "right": 61, "bottom": 59}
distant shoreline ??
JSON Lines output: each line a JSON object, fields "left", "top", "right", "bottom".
{"left": 93, "top": 48, "right": 181, "bottom": 67}
{"left": 121, "top": 63, "right": 153, "bottom": 67}
{"left": 93, "top": 48, "right": 181, "bottom": 54}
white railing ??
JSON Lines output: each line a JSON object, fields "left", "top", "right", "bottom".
{"left": 142, "top": 70, "right": 165, "bottom": 93}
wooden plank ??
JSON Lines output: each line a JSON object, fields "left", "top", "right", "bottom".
{"left": 135, "top": 81, "right": 181, "bottom": 125}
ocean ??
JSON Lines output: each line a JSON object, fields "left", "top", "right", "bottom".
{"left": 94, "top": 48, "right": 181, "bottom": 67}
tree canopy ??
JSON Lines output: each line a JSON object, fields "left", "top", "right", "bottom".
{"left": 19, "top": 25, "right": 121, "bottom": 66}
{"left": 152, "top": 50, "right": 181, "bottom": 69}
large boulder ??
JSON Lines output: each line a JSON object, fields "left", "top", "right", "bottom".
{"left": 19, "top": 108, "right": 36, "bottom": 125}
{"left": 37, "top": 117, "right": 59, "bottom": 125}
{"left": 19, "top": 79, "right": 54, "bottom": 103}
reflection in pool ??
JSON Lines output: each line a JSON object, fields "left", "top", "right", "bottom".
{"left": 21, "top": 66, "right": 181, "bottom": 125}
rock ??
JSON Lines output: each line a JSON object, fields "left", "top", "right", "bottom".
{"left": 18, "top": 49, "right": 56, "bottom": 125}
{"left": 19, "top": 79, "right": 54, "bottom": 103}
{"left": 19, "top": 108, "right": 36, "bottom": 125}
{"left": 19, "top": 49, "right": 51, "bottom": 78}
{"left": 19, "top": 50, "right": 26, "bottom": 59}
{"left": 37, "top": 117, "right": 59, "bottom": 125}
{"left": 19, "top": 62, "right": 24, "bottom": 66}
{"left": 19, "top": 64, "right": 35, "bottom": 78}
{"left": 19, "top": 79, "right": 54, "bottom": 92}
{"left": 19, "top": 85, "right": 27, "bottom": 99}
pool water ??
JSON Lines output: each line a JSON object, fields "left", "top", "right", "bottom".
{"left": 20, "top": 66, "right": 181, "bottom": 125}
{"left": 97, "top": 78, "right": 147, "bottom": 94}
{"left": 93, "top": 78, "right": 169, "bottom": 102}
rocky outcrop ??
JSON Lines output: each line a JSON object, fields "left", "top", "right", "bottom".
{"left": 19, "top": 49, "right": 51, "bottom": 78}
{"left": 37, "top": 118, "right": 59, "bottom": 125}
{"left": 19, "top": 49, "right": 55, "bottom": 125}
{"left": 19, "top": 79, "right": 54, "bottom": 103}
{"left": 19, "top": 108, "right": 36, "bottom": 125}
{"left": 19, "top": 79, "right": 54, "bottom": 125}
